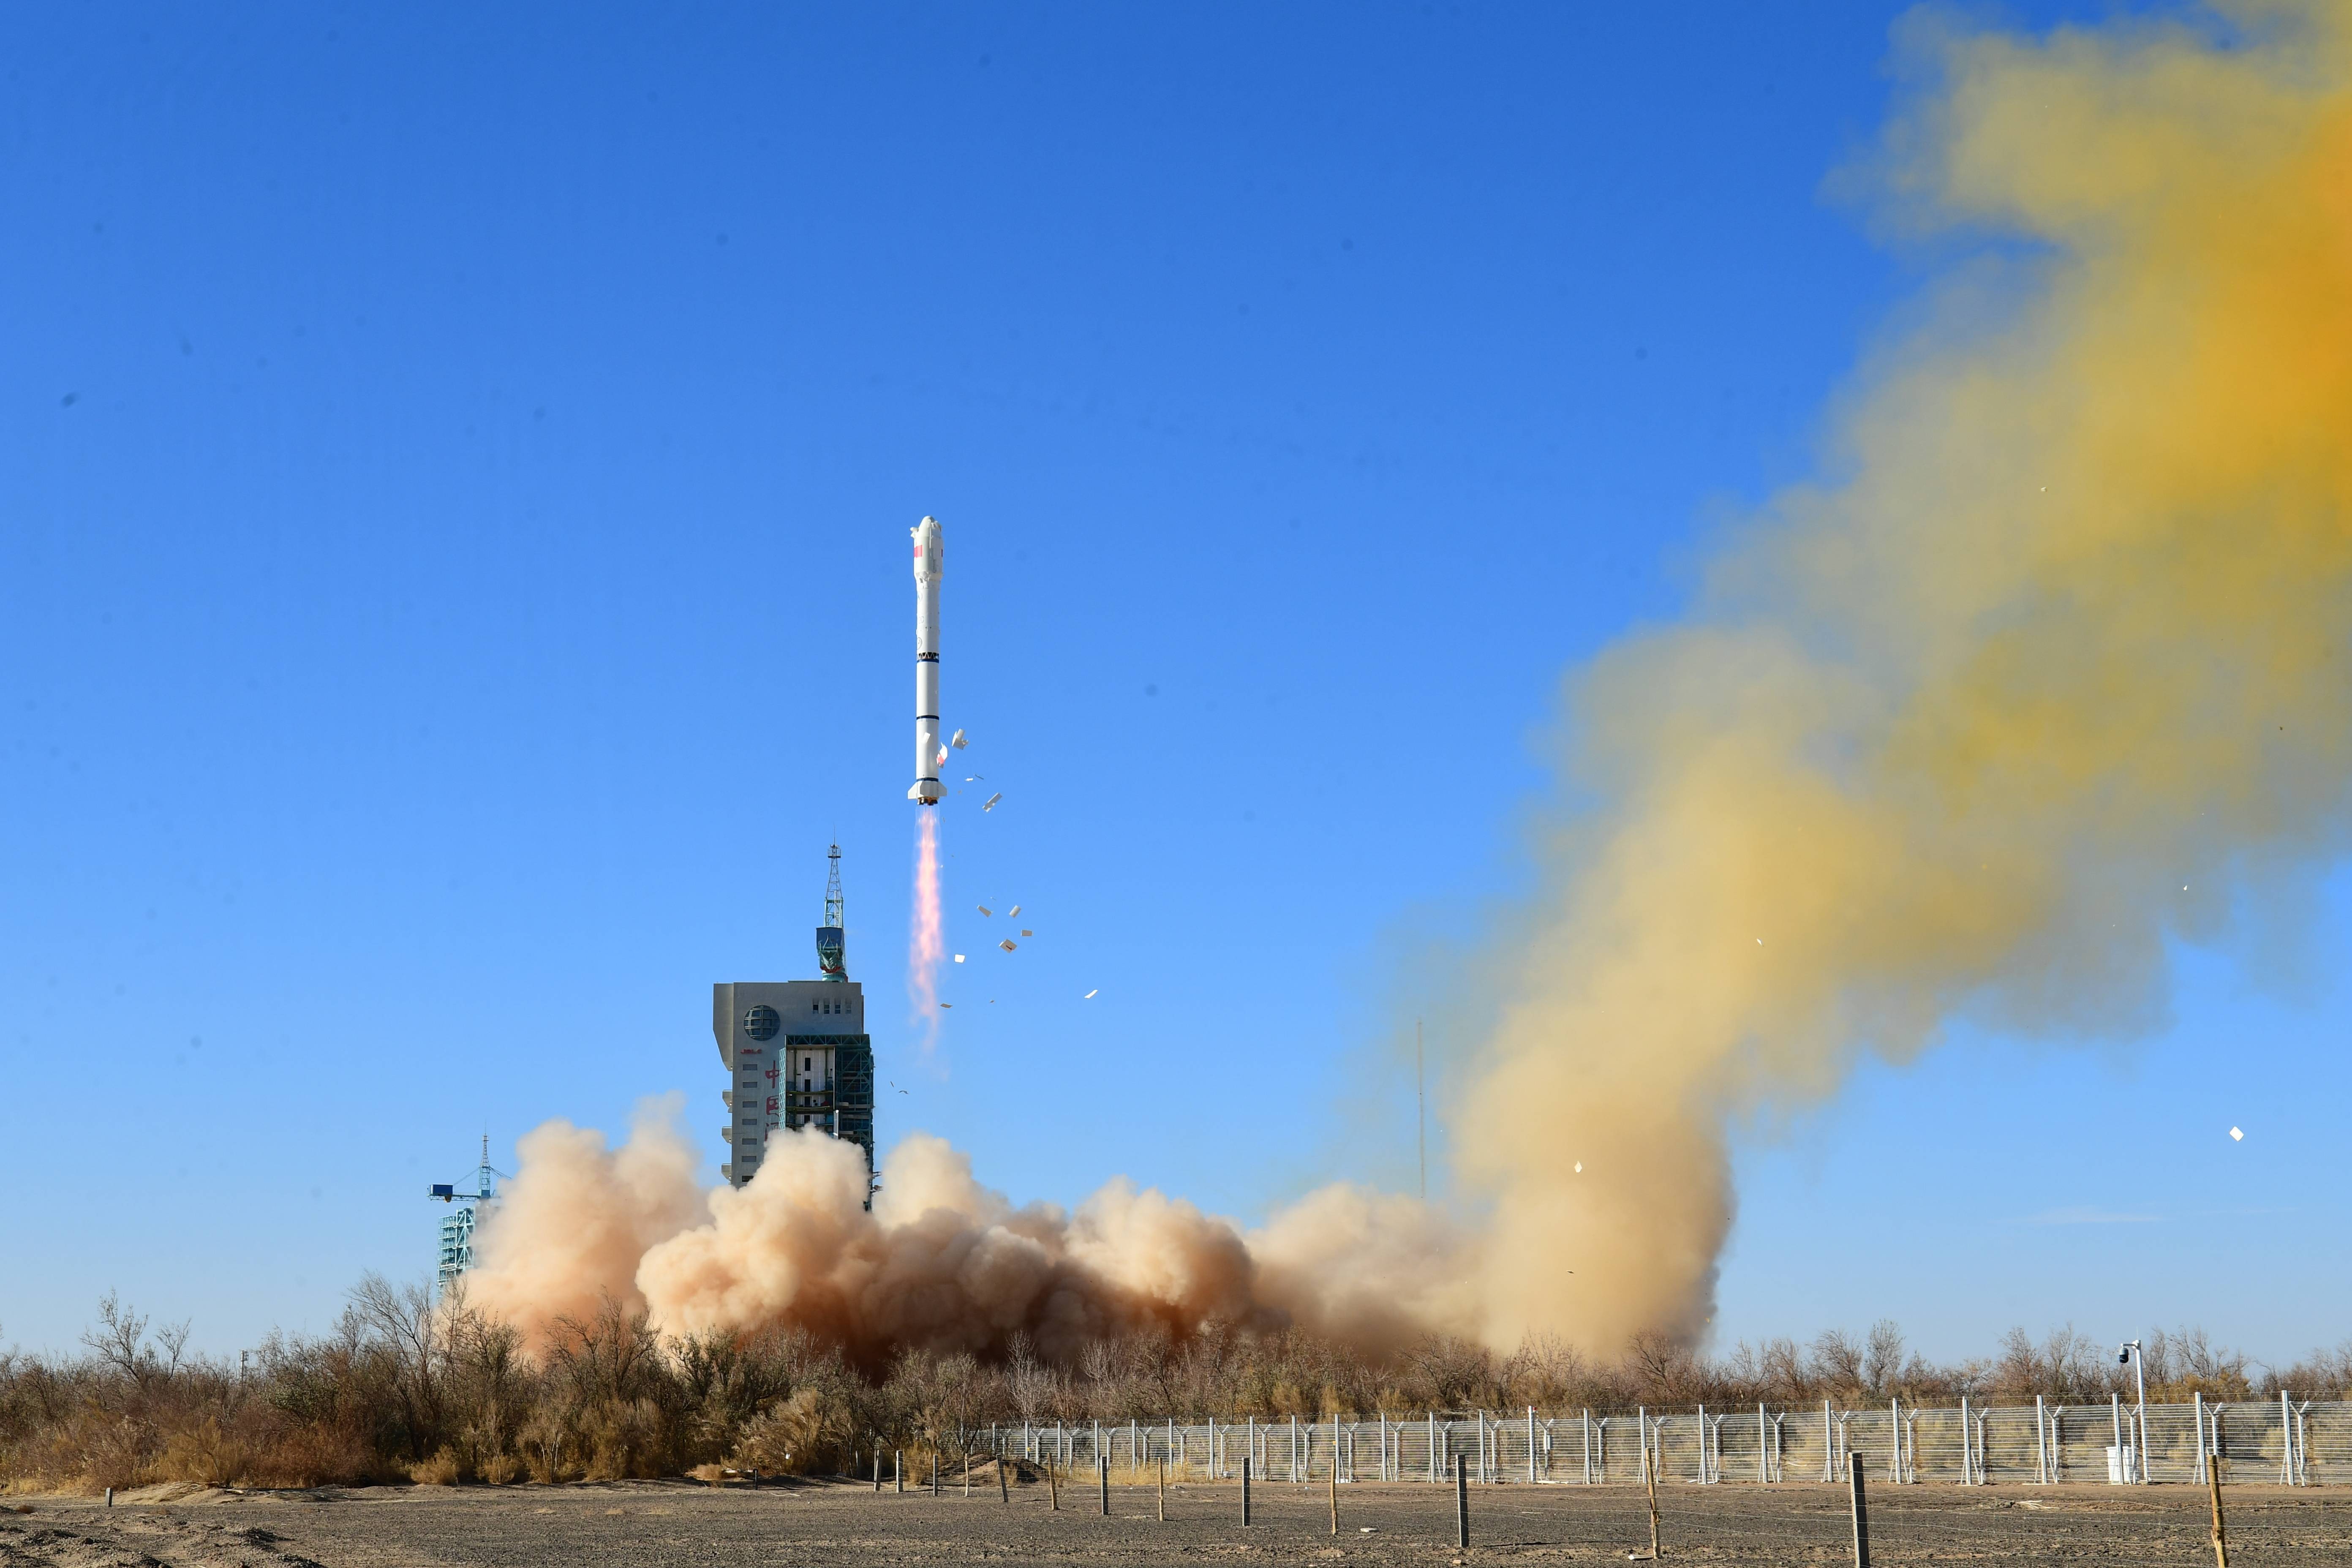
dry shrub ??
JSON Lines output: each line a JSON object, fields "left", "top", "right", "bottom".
{"left": 158, "top": 1418, "right": 253, "bottom": 1487}
{"left": 689, "top": 1462, "right": 726, "bottom": 1486}
{"left": 731, "top": 1387, "right": 855, "bottom": 1475}
{"left": 408, "top": 1448, "right": 460, "bottom": 1485}
{"left": 480, "top": 1452, "right": 522, "bottom": 1485}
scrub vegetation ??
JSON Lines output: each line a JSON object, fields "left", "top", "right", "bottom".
{"left": 0, "top": 1282, "right": 2336, "bottom": 1492}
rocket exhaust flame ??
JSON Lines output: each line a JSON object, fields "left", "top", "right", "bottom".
{"left": 466, "top": 5, "right": 2352, "bottom": 1360}
{"left": 908, "top": 811, "right": 943, "bottom": 1050}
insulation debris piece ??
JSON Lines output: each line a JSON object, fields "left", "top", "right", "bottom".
{"left": 939, "top": 1002, "right": 953, "bottom": 1009}
{"left": 2230, "top": 1126, "right": 2244, "bottom": 1140}
{"left": 951, "top": 728, "right": 968, "bottom": 749}
{"left": 982, "top": 792, "right": 1002, "bottom": 811}
{"left": 977, "top": 904, "right": 993, "bottom": 917}
{"left": 953, "top": 954, "right": 966, "bottom": 963}
{"left": 1083, "top": 988, "right": 1098, "bottom": 999}
{"left": 999, "top": 939, "right": 1017, "bottom": 953}
{"left": 1020, "top": 929, "right": 1032, "bottom": 937}
{"left": 936, "top": 745, "right": 949, "bottom": 766}
{"left": 1007, "top": 904, "right": 1021, "bottom": 917}
{"left": 1574, "top": 1161, "right": 1583, "bottom": 1174}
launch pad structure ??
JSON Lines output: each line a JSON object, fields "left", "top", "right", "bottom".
{"left": 714, "top": 844, "right": 876, "bottom": 1196}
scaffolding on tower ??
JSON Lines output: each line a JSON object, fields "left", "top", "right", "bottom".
{"left": 425, "top": 1135, "right": 504, "bottom": 1292}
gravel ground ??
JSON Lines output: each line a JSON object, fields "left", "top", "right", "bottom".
{"left": 7, "top": 1475, "right": 2349, "bottom": 1566}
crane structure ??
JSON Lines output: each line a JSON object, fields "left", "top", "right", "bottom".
{"left": 425, "top": 1135, "right": 505, "bottom": 1290}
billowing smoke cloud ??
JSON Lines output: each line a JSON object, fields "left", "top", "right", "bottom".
{"left": 472, "top": 4, "right": 2352, "bottom": 1358}
{"left": 1459, "top": 0, "right": 2352, "bottom": 1351}
{"left": 466, "top": 1112, "right": 1479, "bottom": 1361}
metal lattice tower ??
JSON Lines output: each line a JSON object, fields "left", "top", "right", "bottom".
{"left": 427, "top": 1134, "right": 504, "bottom": 1293}
{"left": 825, "top": 842, "right": 845, "bottom": 929}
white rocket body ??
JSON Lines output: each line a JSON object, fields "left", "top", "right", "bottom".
{"left": 909, "top": 516, "right": 945, "bottom": 804}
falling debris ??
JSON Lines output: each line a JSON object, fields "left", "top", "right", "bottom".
{"left": 1083, "top": 988, "right": 1098, "bottom": 999}
{"left": 953, "top": 954, "right": 966, "bottom": 964}
{"left": 982, "top": 792, "right": 1002, "bottom": 811}
{"left": 935, "top": 744, "right": 949, "bottom": 767}
{"left": 999, "top": 939, "right": 1017, "bottom": 953}
{"left": 939, "top": 1002, "right": 953, "bottom": 1009}
{"left": 1007, "top": 904, "right": 1021, "bottom": 917}
{"left": 951, "top": 728, "right": 968, "bottom": 749}
{"left": 1020, "top": 928, "right": 1032, "bottom": 937}
{"left": 1574, "top": 1161, "right": 1584, "bottom": 1174}
{"left": 2230, "top": 1126, "right": 2244, "bottom": 1141}
{"left": 977, "top": 904, "right": 993, "bottom": 917}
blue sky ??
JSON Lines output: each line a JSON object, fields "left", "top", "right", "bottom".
{"left": 5, "top": 2, "right": 2341, "bottom": 1365}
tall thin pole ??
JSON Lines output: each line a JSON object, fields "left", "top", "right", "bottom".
{"left": 1416, "top": 1020, "right": 1426, "bottom": 1201}
{"left": 1848, "top": 1452, "right": 1870, "bottom": 1568}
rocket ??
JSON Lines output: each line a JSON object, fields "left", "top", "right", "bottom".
{"left": 908, "top": 515, "right": 945, "bottom": 804}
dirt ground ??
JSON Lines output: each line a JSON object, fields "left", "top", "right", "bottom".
{"left": 5, "top": 1472, "right": 2348, "bottom": 1567}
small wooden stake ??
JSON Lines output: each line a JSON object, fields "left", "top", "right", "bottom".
{"left": 999, "top": 1452, "right": 1010, "bottom": 1503}
{"left": 1242, "top": 1457, "right": 1252, "bottom": 1526}
{"left": 1099, "top": 1457, "right": 1109, "bottom": 1516}
{"left": 1848, "top": 1452, "right": 1870, "bottom": 1568}
{"left": 1049, "top": 1456, "right": 1060, "bottom": 1512}
{"left": 1645, "top": 1437, "right": 1663, "bottom": 1559}
{"left": 1454, "top": 1453, "right": 1469, "bottom": 1549}
{"left": 1157, "top": 1455, "right": 1168, "bottom": 1521}
{"left": 2209, "top": 1446, "right": 2229, "bottom": 1568}
{"left": 1329, "top": 1449, "right": 1339, "bottom": 1535}
{"left": 965, "top": 1452, "right": 972, "bottom": 1497}
{"left": 895, "top": 1450, "right": 904, "bottom": 1494}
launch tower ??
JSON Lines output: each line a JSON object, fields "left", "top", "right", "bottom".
{"left": 713, "top": 845, "right": 876, "bottom": 1194}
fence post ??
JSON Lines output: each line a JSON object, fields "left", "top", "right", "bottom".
{"left": 1329, "top": 1452, "right": 1339, "bottom": 1534}
{"left": 1242, "top": 1457, "right": 1252, "bottom": 1526}
{"left": 999, "top": 1452, "right": 1010, "bottom": 1503}
{"left": 1429, "top": 1411, "right": 1437, "bottom": 1484}
{"left": 1848, "top": 1451, "right": 1870, "bottom": 1568}
{"left": 1455, "top": 1453, "right": 1470, "bottom": 1549}
{"left": 1099, "top": 1456, "right": 1109, "bottom": 1516}
{"left": 1048, "top": 1454, "right": 1059, "bottom": 1511}
{"left": 2278, "top": 1391, "right": 2294, "bottom": 1486}
{"left": 1529, "top": 1405, "right": 1538, "bottom": 1485}
{"left": 1643, "top": 1434, "right": 1661, "bottom": 1559}
{"left": 1960, "top": 1396, "right": 1971, "bottom": 1485}
{"left": 2209, "top": 1426, "right": 2230, "bottom": 1567}
{"left": 1823, "top": 1399, "right": 1834, "bottom": 1483}
{"left": 1584, "top": 1408, "right": 1593, "bottom": 1485}
{"left": 1156, "top": 1455, "right": 1167, "bottom": 1521}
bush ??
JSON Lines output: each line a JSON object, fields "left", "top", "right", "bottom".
{"left": 408, "top": 1448, "right": 461, "bottom": 1485}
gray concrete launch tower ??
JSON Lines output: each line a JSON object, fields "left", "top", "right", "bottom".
{"left": 713, "top": 845, "right": 875, "bottom": 1192}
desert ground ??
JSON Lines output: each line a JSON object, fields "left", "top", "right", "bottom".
{"left": 6, "top": 1468, "right": 2351, "bottom": 1568}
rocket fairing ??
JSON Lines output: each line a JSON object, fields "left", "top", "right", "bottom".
{"left": 908, "top": 516, "right": 945, "bottom": 804}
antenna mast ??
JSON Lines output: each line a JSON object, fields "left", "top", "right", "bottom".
{"left": 816, "top": 843, "right": 849, "bottom": 980}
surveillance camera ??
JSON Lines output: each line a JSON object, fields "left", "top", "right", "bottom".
{"left": 2118, "top": 1349, "right": 2131, "bottom": 1364}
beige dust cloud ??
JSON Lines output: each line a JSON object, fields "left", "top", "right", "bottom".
{"left": 471, "top": 3, "right": 2352, "bottom": 1358}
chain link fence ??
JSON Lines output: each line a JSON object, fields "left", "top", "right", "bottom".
{"left": 973, "top": 1395, "right": 2337, "bottom": 1487}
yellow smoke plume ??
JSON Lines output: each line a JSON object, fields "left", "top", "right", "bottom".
{"left": 469, "top": 3, "right": 2352, "bottom": 1358}
{"left": 1463, "top": 0, "right": 2352, "bottom": 1349}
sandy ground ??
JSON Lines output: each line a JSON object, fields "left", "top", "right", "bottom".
{"left": 6, "top": 1472, "right": 2349, "bottom": 1566}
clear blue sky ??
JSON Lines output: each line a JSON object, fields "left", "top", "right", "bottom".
{"left": 5, "top": 2, "right": 2341, "bottom": 1366}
